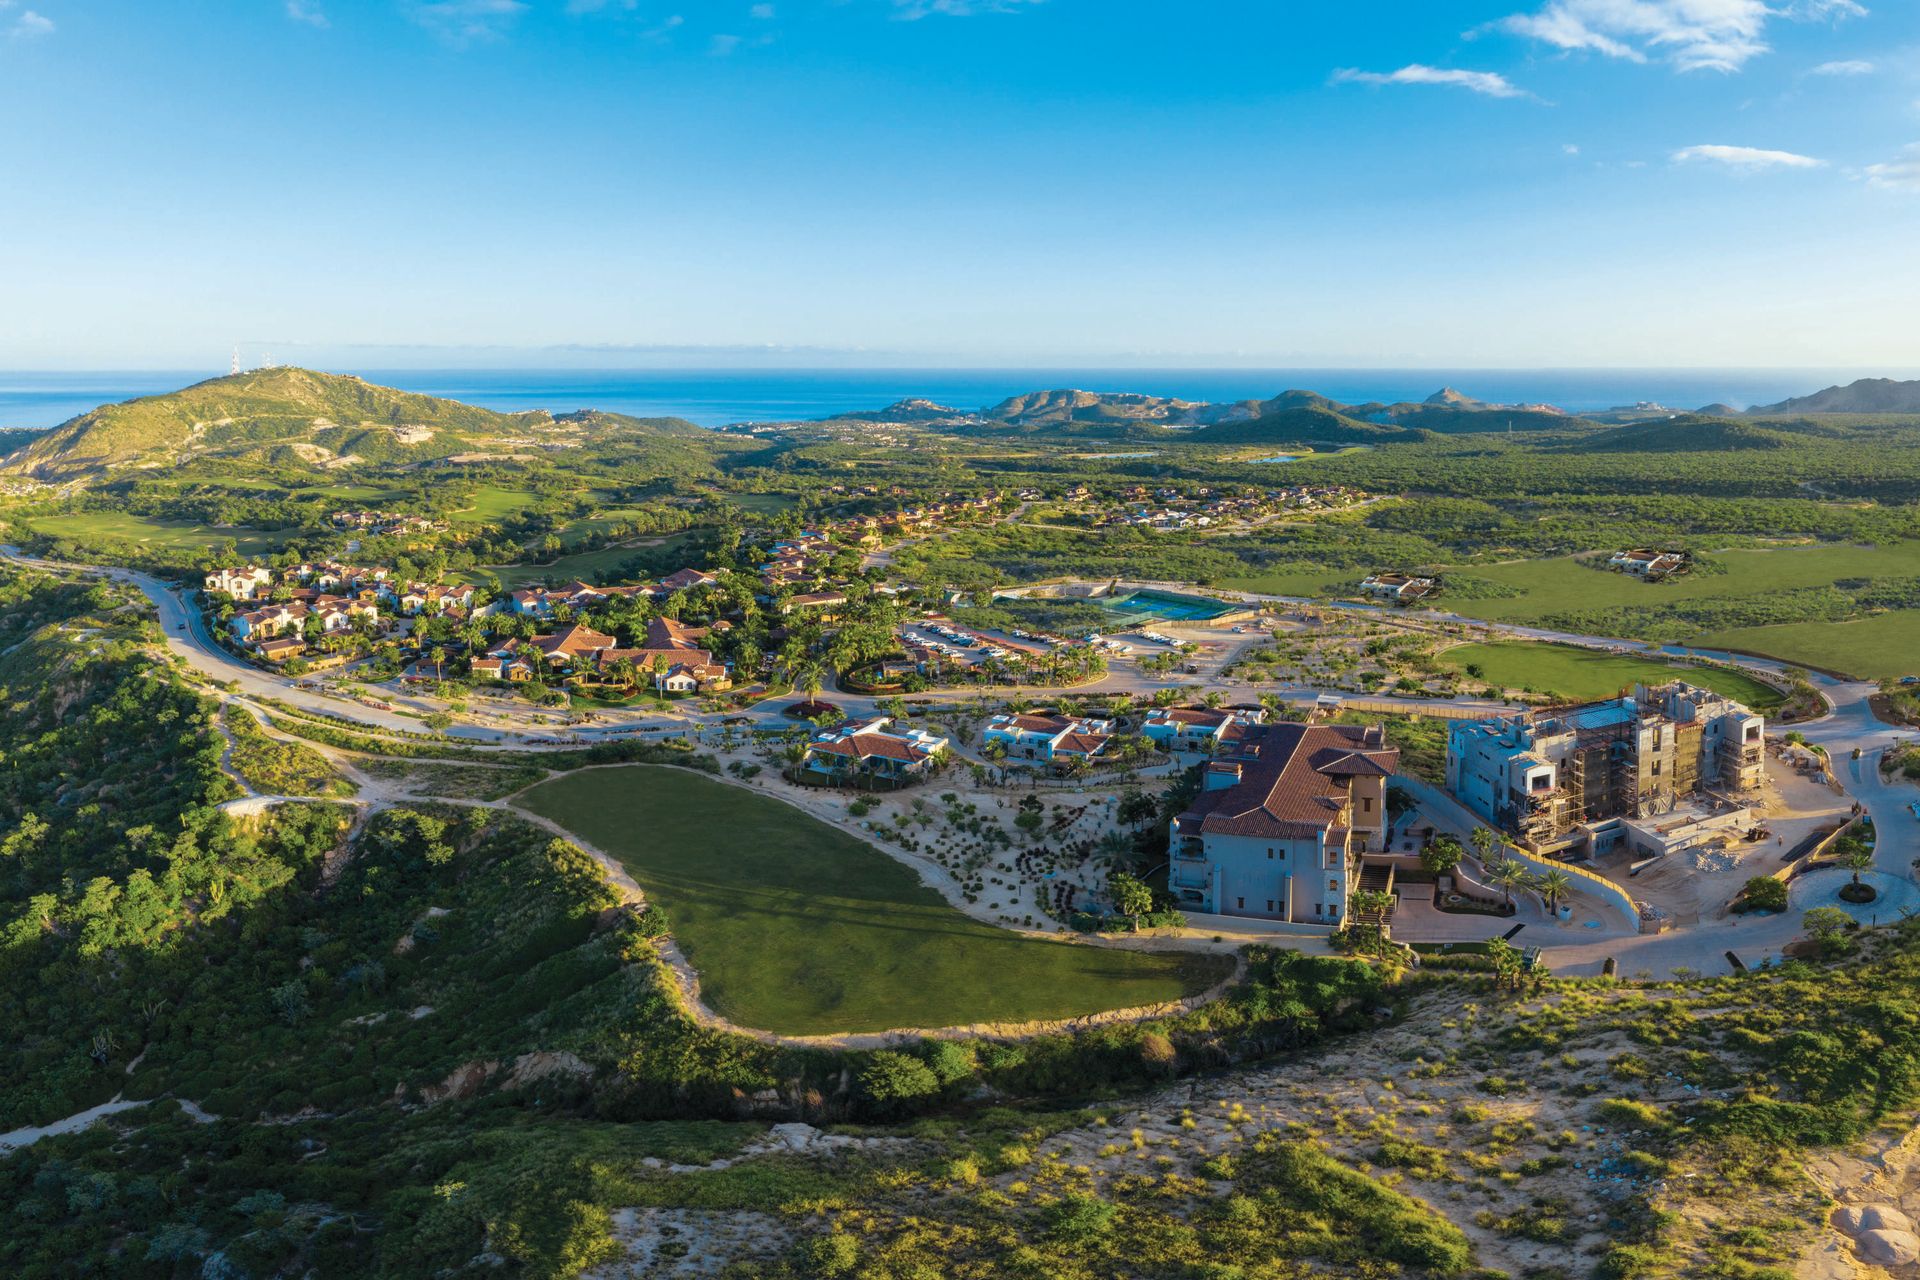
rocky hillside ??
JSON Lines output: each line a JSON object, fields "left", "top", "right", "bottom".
{"left": 0, "top": 368, "right": 706, "bottom": 482}
{"left": 1749, "top": 377, "right": 1920, "bottom": 415}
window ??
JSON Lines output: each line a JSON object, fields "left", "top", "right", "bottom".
{"left": 1314, "top": 902, "right": 1322, "bottom": 916}
{"left": 1651, "top": 760, "right": 1662, "bottom": 777}
{"left": 1361, "top": 797, "right": 1373, "bottom": 813}
{"left": 1267, "top": 848, "right": 1274, "bottom": 860}
{"left": 1266, "top": 900, "right": 1274, "bottom": 912}
{"left": 1329, "top": 878, "right": 1339, "bottom": 892}
{"left": 1236, "top": 896, "right": 1244, "bottom": 909}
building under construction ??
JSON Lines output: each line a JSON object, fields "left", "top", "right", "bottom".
{"left": 1446, "top": 681, "right": 1766, "bottom": 856}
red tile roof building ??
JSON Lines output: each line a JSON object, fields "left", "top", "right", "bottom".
{"left": 1170, "top": 722, "right": 1398, "bottom": 926}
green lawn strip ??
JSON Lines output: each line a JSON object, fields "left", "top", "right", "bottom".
{"left": 515, "top": 766, "right": 1229, "bottom": 1036}
{"left": 1435, "top": 640, "right": 1785, "bottom": 709}
{"left": 24, "top": 512, "right": 287, "bottom": 555}
{"left": 1693, "top": 611, "right": 1920, "bottom": 682}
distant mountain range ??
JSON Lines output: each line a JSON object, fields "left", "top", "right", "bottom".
{"left": 7, "top": 370, "right": 1920, "bottom": 483}
{"left": 836, "top": 375, "right": 1920, "bottom": 442}
{"left": 0, "top": 367, "right": 708, "bottom": 483}
{"left": 841, "top": 383, "right": 1579, "bottom": 444}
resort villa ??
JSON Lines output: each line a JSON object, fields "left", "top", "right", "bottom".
{"left": 1608, "top": 548, "right": 1688, "bottom": 580}
{"left": 524, "top": 617, "right": 732, "bottom": 693}
{"left": 1359, "top": 573, "right": 1437, "bottom": 603}
{"left": 1141, "top": 706, "right": 1265, "bottom": 753}
{"left": 803, "top": 717, "right": 951, "bottom": 783}
{"left": 204, "top": 566, "right": 274, "bottom": 600}
{"left": 983, "top": 713, "right": 1116, "bottom": 767}
{"left": 1169, "top": 721, "right": 1398, "bottom": 925}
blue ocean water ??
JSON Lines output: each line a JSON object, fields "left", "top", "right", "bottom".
{"left": 0, "top": 367, "right": 1910, "bottom": 431}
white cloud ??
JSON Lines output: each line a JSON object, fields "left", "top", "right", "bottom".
{"left": 1864, "top": 143, "right": 1920, "bottom": 189}
{"left": 892, "top": 0, "right": 1042, "bottom": 18}
{"left": 5, "top": 4, "right": 53, "bottom": 38}
{"left": 1333, "top": 64, "right": 1533, "bottom": 99}
{"left": 406, "top": 0, "right": 528, "bottom": 43}
{"left": 286, "top": 0, "right": 330, "bottom": 28}
{"left": 750, "top": 3, "right": 775, "bottom": 17}
{"left": 1807, "top": 58, "right": 1874, "bottom": 75}
{"left": 709, "top": 32, "right": 741, "bottom": 54}
{"left": 1672, "top": 143, "right": 1825, "bottom": 169}
{"left": 1490, "top": 0, "right": 1866, "bottom": 73}
{"left": 1563, "top": 142, "right": 1582, "bottom": 153}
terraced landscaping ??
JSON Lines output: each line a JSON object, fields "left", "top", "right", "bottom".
{"left": 515, "top": 766, "right": 1230, "bottom": 1035}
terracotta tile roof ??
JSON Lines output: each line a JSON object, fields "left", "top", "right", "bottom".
{"left": 811, "top": 733, "right": 932, "bottom": 764}
{"left": 1002, "top": 714, "right": 1070, "bottom": 734}
{"left": 659, "top": 568, "right": 717, "bottom": 591}
{"left": 1178, "top": 723, "right": 1398, "bottom": 841}
{"left": 532, "top": 623, "right": 617, "bottom": 658}
{"left": 1155, "top": 707, "right": 1233, "bottom": 727}
{"left": 644, "top": 616, "right": 709, "bottom": 650}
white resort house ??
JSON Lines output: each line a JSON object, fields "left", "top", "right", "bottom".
{"left": 983, "top": 713, "right": 1116, "bottom": 767}
{"left": 1608, "top": 548, "right": 1688, "bottom": 580}
{"left": 1359, "top": 572, "right": 1436, "bottom": 603}
{"left": 204, "top": 566, "right": 274, "bottom": 600}
{"left": 1141, "top": 706, "right": 1265, "bottom": 753}
{"left": 803, "top": 717, "right": 950, "bottom": 783}
{"left": 1169, "top": 721, "right": 1397, "bottom": 925}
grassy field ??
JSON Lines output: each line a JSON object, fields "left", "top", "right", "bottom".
{"left": 483, "top": 547, "right": 643, "bottom": 588}
{"left": 1695, "top": 612, "right": 1920, "bottom": 682}
{"left": 1436, "top": 543, "right": 1920, "bottom": 625}
{"left": 516, "top": 767, "right": 1229, "bottom": 1035}
{"left": 554, "top": 507, "right": 654, "bottom": 546}
{"left": 1436, "top": 640, "right": 1785, "bottom": 709}
{"left": 1223, "top": 543, "right": 1920, "bottom": 619}
{"left": 21, "top": 512, "right": 287, "bottom": 555}
{"left": 730, "top": 492, "right": 799, "bottom": 514}
{"left": 451, "top": 484, "right": 546, "bottom": 524}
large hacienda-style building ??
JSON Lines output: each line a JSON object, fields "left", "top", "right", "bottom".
{"left": 1169, "top": 721, "right": 1398, "bottom": 925}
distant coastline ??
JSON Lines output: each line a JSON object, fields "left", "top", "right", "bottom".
{"left": 4, "top": 366, "right": 1916, "bottom": 431}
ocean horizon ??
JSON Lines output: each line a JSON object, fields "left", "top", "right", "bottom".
{"left": 2, "top": 366, "right": 1914, "bottom": 432}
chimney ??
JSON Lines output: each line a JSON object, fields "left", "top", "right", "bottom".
{"left": 1205, "top": 762, "right": 1243, "bottom": 791}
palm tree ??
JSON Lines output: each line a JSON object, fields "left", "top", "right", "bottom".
{"left": 1470, "top": 826, "right": 1504, "bottom": 868}
{"left": 1537, "top": 868, "right": 1573, "bottom": 915}
{"left": 1844, "top": 842, "right": 1874, "bottom": 891}
{"left": 797, "top": 661, "right": 825, "bottom": 708}
{"left": 1491, "top": 860, "right": 1529, "bottom": 910}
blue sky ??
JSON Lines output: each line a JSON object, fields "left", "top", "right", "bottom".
{"left": 1, "top": 0, "right": 1916, "bottom": 369}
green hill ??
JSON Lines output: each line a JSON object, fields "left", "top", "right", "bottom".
{"left": 0, "top": 368, "right": 706, "bottom": 482}
{"left": 1188, "top": 405, "right": 1417, "bottom": 446}
{"left": 1566, "top": 415, "right": 1802, "bottom": 454}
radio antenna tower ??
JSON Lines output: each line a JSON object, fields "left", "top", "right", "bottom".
{"left": 230, "top": 347, "right": 241, "bottom": 376}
